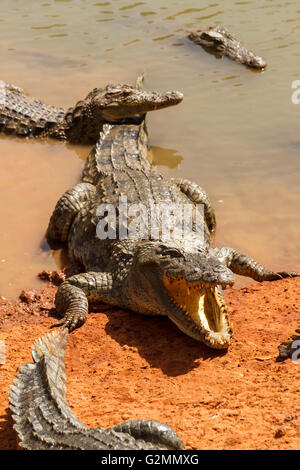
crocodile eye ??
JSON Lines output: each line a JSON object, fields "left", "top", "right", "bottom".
{"left": 201, "top": 32, "right": 212, "bottom": 41}
{"left": 161, "top": 248, "right": 183, "bottom": 258}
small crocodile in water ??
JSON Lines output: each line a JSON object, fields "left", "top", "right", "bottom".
{"left": 0, "top": 79, "right": 180, "bottom": 144}
{"left": 9, "top": 328, "right": 184, "bottom": 450}
{"left": 46, "top": 80, "right": 296, "bottom": 349}
{"left": 188, "top": 26, "right": 267, "bottom": 70}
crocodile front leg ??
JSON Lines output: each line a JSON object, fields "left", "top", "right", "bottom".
{"left": 172, "top": 177, "right": 216, "bottom": 233}
{"left": 52, "top": 272, "right": 114, "bottom": 330}
{"left": 46, "top": 183, "right": 95, "bottom": 244}
{"left": 211, "top": 246, "right": 298, "bottom": 281}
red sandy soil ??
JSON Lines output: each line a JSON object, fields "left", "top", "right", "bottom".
{"left": 0, "top": 276, "right": 299, "bottom": 450}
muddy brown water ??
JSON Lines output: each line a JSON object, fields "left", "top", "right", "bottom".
{"left": 0, "top": 0, "right": 299, "bottom": 298}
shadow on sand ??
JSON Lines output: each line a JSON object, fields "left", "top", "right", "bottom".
{"left": 103, "top": 307, "right": 227, "bottom": 377}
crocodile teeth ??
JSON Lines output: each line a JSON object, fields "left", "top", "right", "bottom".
{"left": 163, "top": 276, "right": 233, "bottom": 348}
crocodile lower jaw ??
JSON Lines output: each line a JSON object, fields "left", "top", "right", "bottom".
{"left": 163, "top": 277, "right": 233, "bottom": 349}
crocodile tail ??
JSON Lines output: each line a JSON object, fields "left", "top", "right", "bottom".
{"left": 109, "top": 419, "right": 185, "bottom": 450}
{"left": 0, "top": 80, "right": 65, "bottom": 138}
{"left": 9, "top": 329, "right": 186, "bottom": 450}
{"left": 9, "top": 328, "right": 86, "bottom": 449}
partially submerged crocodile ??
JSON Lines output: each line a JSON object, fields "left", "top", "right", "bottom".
{"left": 46, "top": 80, "right": 296, "bottom": 349}
{"left": 0, "top": 79, "right": 180, "bottom": 143}
{"left": 9, "top": 328, "right": 184, "bottom": 450}
{"left": 188, "top": 26, "right": 267, "bottom": 70}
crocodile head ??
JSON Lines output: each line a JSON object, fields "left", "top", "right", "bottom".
{"left": 89, "top": 84, "right": 184, "bottom": 122}
{"left": 193, "top": 30, "right": 227, "bottom": 52}
{"left": 130, "top": 242, "right": 235, "bottom": 349}
{"left": 66, "top": 84, "right": 183, "bottom": 143}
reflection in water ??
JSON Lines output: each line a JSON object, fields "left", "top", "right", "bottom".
{"left": 67, "top": 142, "right": 93, "bottom": 161}
{"left": 51, "top": 247, "right": 70, "bottom": 271}
{"left": 0, "top": 0, "right": 299, "bottom": 297}
{"left": 149, "top": 146, "right": 183, "bottom": 169}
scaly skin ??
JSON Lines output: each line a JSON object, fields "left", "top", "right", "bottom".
{"left": 46, "top": 85, "right": 297, "bottom": 349}
{"left": 9, "top": 329, "right": 184, "bottom": 450}
{"left": 188, "top": 26, "right": 267, "bottom": 70}
{"left": 0, "top": 79, "right": 183, "bottom": 143}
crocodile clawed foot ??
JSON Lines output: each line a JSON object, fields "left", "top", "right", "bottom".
{"left": 275, "top": 272, "right": 299, "bottom": 280}
{"left": 50, "top": 312, "right": 87, "bottom": 331}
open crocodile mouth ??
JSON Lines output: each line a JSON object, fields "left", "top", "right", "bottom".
{"left": 163, "top": 277, "right": 233, "bottom": 349}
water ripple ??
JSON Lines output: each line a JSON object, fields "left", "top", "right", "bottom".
{"left": 119, "top": 2, "right": 145, "bottom": 11}
{"left": 32, "top": 24, "right": 66, "bottom": 29}
{"left": 152, "top": 34, "right": 174, "bottom": 41}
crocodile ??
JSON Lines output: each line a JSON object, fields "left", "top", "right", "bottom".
{"left": 0, "top": 79, "right": 181, "bottom": 144}
{"left": 9, "top": 328, "right": 184, "bottom": 450}
{"left": 188, "top": 26, "right": 267, "bottom": 70}
{"left": 45, "top": 80, "right": 297, "bottom": 349}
